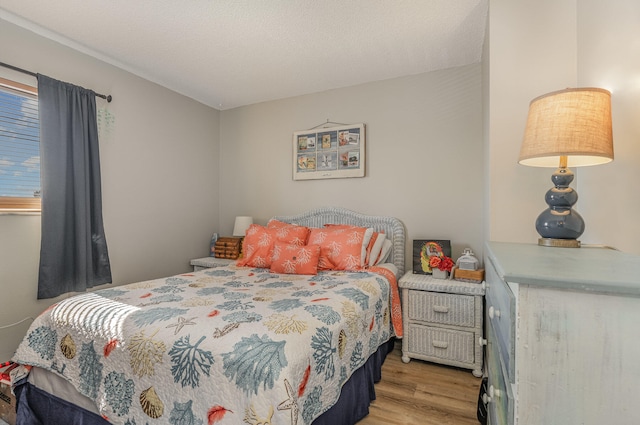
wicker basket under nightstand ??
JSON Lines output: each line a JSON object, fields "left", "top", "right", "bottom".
{"left": 398, "top": 271, "right": 485, "bottom": 377}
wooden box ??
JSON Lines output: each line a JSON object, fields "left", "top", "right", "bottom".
{"left": 214, "top": 237, "right": 242, "bottom": 260}
{"left": 453, "top": 268, "right": 485, "bottom": 283}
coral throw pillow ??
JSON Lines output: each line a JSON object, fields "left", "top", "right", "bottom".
{"left": 236, "top": 224, "right": 277, "bottom": 268}
{"left": 322, "top": 224, "right": 374, "bottom": 268}
{"left": 308, "top": 226, "right": 372, "bottom": 271}
{"left": 269, "top": 242, "right": 320, "bottom": 275}
{"left": 366, "top": 232, "right": 388, "bottom": 267}
{"left": 267, "top": 220, "right": 310, "bottom": 246}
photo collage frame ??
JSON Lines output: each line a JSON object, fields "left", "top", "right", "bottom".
{"left": 293, "top": 123, "right": 365, "bottom": 180}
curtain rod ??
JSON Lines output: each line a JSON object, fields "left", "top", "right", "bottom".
{"left": 0, "top": 61, "right": 112, "bottom": 103}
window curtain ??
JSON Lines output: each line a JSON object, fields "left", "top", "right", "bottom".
{"left": 37, "top": 74, "right": 111, "bottom": 299}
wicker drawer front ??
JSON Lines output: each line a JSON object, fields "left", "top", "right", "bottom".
{"left": 407, "top": 290, "right": 476, "bottom": 327}
{"left": 407, "top": 324, "right": 475, "bottom": 363}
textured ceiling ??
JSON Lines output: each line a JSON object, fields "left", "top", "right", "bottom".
{"left": 0, "top": 0, "right": 487, "bottom": 110}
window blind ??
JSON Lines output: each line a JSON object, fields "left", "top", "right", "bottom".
{"left": 0, "top": 81, "right": 40, "bottom": 207}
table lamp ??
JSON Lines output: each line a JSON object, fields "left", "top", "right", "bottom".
{"left": 233, "top": 216, "right": 253, "bottom": 258}
{"left": 233, "top": 216, "right": 253, "bottom": 237}
{"left": 519, "top": 88, "right": 613, "bottom": 248}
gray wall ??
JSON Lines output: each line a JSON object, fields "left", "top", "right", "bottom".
{"left": 488, "top": 0, "right": 578, "bottom": 245}
{"left": 219, "top": 65, "right": 485, "bottom": 271}
{"left": 575, "top": 0, "right": 640, "bottom": 252}
{"left": 0, "top": 20, "right": 221, "bottom": 361}
{"left": 487, "top": 0, "right": 640, "bottom": 254}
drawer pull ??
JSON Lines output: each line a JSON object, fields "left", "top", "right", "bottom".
{"left": 488, "top": 305, "right": 501, "bottom": 319}
{"left": 433, "top": 305, "right": 449, "bottom": 314}
{"left": 489, "top": 385, "right": 501, "bottom": 399}
{"left": 432, "top": 340, "right": 449, "bottom": 349}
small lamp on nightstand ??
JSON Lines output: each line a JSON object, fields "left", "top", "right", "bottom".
{"left": 519, "top": 88, "right": 614, "bottom": 248}
{"left": 233, "top": 216, "right": 253, "bottom": 257}
{"left": 233, "top": 216, "right": 253, "bottom": 237}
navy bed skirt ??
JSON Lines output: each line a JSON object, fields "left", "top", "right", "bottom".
{"left": 14, "top": 339, "right": 395, "bottom": 425}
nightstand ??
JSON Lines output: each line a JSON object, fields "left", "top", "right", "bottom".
{"left": 398, "top": 271, "right": 485, "bottom": 377}
{"left": 190, "top": 257, "right": 235, "bottom": 271}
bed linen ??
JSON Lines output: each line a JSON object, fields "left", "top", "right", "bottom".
{"left": 14, "top": 339, "right": 394, "bottom": 425}
{"left": 12, "top": 264, "right": 400, "bottom": 425}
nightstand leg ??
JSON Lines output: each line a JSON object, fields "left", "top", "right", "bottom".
{"left": 401, "top": 287, "right": 410, "bottom": 363}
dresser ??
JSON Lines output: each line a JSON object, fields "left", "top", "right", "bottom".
{"left": 398, "top": 271, "right": 485, "bottom": 377}
{"left": 484, "top": 242, "right": 640, "bottom": 425}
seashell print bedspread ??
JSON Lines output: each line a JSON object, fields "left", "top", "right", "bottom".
{"left": 12, "top": 264, "right": 401, "bottom": 425}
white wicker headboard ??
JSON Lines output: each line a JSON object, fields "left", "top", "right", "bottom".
{"left": 270, "top": 207, "right": 406, "bottom": 276}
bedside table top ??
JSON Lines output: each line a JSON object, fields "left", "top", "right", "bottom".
{"left": 190, "top": 257, "right": 235, "bottom": 267}
{"left": 399, "top": 271, "right": 485, "bottom": 295}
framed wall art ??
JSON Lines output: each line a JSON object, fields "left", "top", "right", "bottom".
{"left": 293, "top": 123, "right": 365, "bottom": 180}
{"left": 412, "top": 239, "right": 452, "bottom": 274}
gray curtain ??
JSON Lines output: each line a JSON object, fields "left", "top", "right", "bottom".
{"left": 37, "top": 74, "right": 111, "bottom": 299}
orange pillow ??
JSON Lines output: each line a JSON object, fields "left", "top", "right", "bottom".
{"left": 269, "top": 242, "right": 320, "bottom": 275}
{"left": 366, "top": 232, "right": 388, "bottom": 266}
{"left": 237, "top": 224, "right": 277, "bottom": 268}
{"left": 322, "top": 224, "right": 374, "bottom": 268}
{"left": 308, "top": 226, "right": 372, "bottom": 271}
{"left": 267, "top": 220, "right": 310, "bottom": 246}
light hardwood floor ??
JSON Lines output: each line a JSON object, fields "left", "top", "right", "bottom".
{"left": 359, "top": 340, "right": 482, "bottom": 425}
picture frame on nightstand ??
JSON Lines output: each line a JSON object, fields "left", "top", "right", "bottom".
{"left": 412, "top": 239, "right": 451, "bottom": 274}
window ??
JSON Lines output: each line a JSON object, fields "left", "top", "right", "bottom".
{"left": 0, "top": 77, "right": 40, "bottom": 212}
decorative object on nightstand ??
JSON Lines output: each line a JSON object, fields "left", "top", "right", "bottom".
{"left": 431, "top": 267, "right": 448, "bottom": 280}
{"left": 213, "top": 237, "right": 242, "bottom": 259}
{"left": 232, "top": 216, "right": 253, "bottom": 258}
{"left": 398, "top": 271, "right": 485, "bottom": 377}
{"left": 430, "top": 255, "right": 454, "bottom": 279}
{"left": 412, "top": 239, "right": 451, "bottom": 274}
{"left": 457, "top": 248, "right": 479, "bottom": 270}
{"left": 454, "top": 248, "right": 485, "bottom": 283}
{"left": 190, "top": 257, "right": 235, "bottom": 272}
{"left": 209, "top": 233, "right": 219, "bottom": 257}
{"left": 519, "top": 88, "right": 614, "bottom": 248}
{"left": 232, "top": 216, "right": 253, "bottom": 237}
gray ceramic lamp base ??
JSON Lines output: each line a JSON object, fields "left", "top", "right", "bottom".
{"left": 538, "top": 238, "right": 581, "bottom": 248}
{"left": 535, "top": 167, "right": 584, "bottom": 248}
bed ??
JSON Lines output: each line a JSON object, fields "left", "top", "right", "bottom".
{"left": 11, "top": 207, "right": 406, "bottom": 425}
